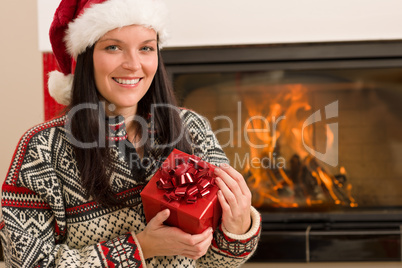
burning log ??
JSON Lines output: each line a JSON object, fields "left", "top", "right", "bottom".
{"left": 246, "top": 153, "right": 358, "bottom": 209}
{"left": 303, "top": 156, "right": 357, "bottom": 207}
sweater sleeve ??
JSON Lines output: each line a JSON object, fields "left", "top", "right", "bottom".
{"left": 181, "top": 109, "right": 261, "bottom": 267}
{"left": 0, "top": 125, "right": 146, "bottom": 268}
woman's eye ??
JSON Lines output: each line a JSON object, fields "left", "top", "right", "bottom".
{"left": 106, "top": 45, "right": 119, "bottom": 51}
{"left": 141, "top": 46, "right": 155, "bottom": 52}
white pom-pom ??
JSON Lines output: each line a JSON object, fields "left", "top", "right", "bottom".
{"left": 48, "top": 71, "right": 73, "bottom": 106}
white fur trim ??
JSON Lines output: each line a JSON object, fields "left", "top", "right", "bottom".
{"left": 65, "top": 0, "right": 168, "bottom": 58}
{"left": 221, "top": 206, "right": 261, "bottom": 240}
{"left": 48, "top": 71, "right": 73, "bottom": 106}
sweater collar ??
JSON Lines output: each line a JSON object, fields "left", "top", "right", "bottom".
{"left": 105, "top": 113, "right": 153, "bottom": 141}
{"left": 106, "top": 116, "right": 127, "bottom": 141}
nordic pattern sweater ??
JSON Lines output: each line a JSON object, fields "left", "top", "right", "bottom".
{"left": 0, "top": 109, "right": 261, "bottom": 267}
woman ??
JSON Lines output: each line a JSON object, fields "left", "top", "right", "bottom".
{"left": 0, "top": 0, "right": 261, "bottom": 267}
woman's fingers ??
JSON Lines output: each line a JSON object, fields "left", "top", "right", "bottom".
{"left": 215, "top": 176, "right": 238, "bottom": 209}
{"left": 218, "top": 163, "right": 252, "bottom": 197}
{"left": 213, "top": 163, "right": 252, "bottom": 235}
{"left": 214, "top": 165, "right": 250, "bottom": 208}
{"left": 180, "top": 229, "right": 213, "bottom": 259}
{"left": 178, "top": 227, "right": 213, "bottom": 247}
{"left": 149, "top": 208, "right": 170, "bottom": 227}
{"left": 217, "top": 189, "right": 233, "bottom": 217}
{"left": 175, "top": 227, "right": 213, "bottom": 260}
{"left": 138, "top": 220, "right": 213, "bottom": 259}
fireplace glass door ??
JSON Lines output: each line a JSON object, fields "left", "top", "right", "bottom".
{"left": 172, "top": 67, "right": 402, "bottom": 214}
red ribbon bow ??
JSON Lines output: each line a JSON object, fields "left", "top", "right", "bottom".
{"left": 156, "top": 155, "right": 216, "bottom": 204}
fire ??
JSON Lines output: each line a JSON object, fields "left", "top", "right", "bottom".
{"left": 239, "top": 84, "right": 357, "bottom": 209}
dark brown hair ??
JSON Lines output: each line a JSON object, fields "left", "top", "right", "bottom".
{"left": 67, "top": 45, "right": 191, "bottom": 207}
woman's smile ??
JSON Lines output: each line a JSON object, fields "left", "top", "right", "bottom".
{"left": 112, "top": 77, "right": 142, "bottom": 86}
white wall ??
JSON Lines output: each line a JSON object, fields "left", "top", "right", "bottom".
{"left": 38, "top": 0, "right": 402, "bottom": 51}
{"left": 0, "top": 1, "right": 43, "bottom": 183}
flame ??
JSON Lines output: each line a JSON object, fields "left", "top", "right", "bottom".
{"left": 238, "top": 83, "right": 357, "bottom": 209}
{"left": 340, "top": 166, "right": 346, "bottom": 175}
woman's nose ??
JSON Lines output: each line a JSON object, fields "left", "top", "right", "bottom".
{"left": 122, "top": 50, "right": 141, "bottom": 70}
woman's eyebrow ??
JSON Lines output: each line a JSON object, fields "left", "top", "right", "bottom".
{"left": 142, "top": 39, "right": 157, "bottom": 44}
{"left": 97, "top": 38, "right": 123, "bottom": 43}
{"left": 97, "top": 38, "right": 157, "bottom": 44}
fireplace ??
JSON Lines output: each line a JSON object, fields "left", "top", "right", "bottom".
{"left": 162, "top": 41, "right": 402, "bottom": 262}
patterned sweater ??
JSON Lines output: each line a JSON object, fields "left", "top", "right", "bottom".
{"left": 0, "top": 109, "right": 261, "bottom": 268}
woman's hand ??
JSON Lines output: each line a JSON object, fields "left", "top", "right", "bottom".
{"left": 214, "top": 163, "right": 252, "bottom": 235}
{"left": 136, "top": 209, "right": 213, "bottom": 260}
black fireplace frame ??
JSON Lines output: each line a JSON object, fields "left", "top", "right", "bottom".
{"left": 161, "top": 41, "right": 402, "bottom": 262}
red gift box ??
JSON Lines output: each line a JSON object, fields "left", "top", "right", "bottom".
{"left": 140, "top": 149, "right": 222, "bottom": 234}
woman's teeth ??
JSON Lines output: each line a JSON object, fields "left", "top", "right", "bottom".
{"left": 113, "top": 78, "right": 140, "bottom": 85}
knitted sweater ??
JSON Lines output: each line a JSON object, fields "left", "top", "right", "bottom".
{"left": 0, "top": 109, "right": 261, "bottom": 268}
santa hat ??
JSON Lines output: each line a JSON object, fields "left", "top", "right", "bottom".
{"left": 48, "top": 0, "right": 169, "bottom": 105}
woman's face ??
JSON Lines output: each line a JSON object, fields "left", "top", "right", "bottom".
{"left": 93, "top": 24, "right": 158, "bottom": 115}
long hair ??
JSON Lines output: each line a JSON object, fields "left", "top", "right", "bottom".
{"left": 67, "top": 45, "right": 192, "bottom": 207}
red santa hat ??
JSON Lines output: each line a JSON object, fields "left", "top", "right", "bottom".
{"left": 48, "top": 0, "right": 169, "bottom": 105}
